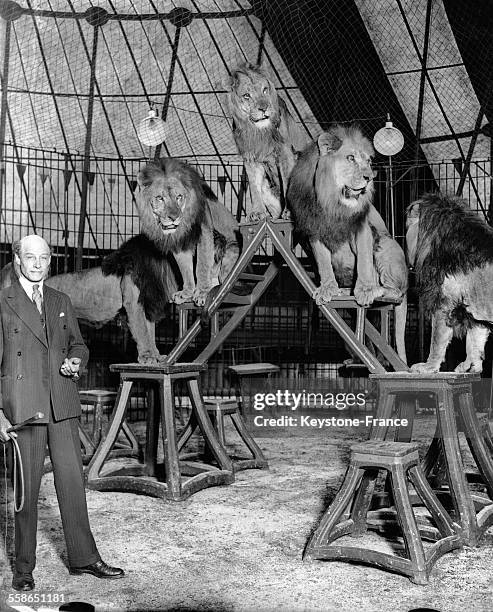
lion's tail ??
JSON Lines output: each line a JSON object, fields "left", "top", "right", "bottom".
{"left": 212, "top": 228, "right": 241, "bottom": 282}
{"left": 219, "top": 241, "right": 240, "bottom": 282}
{"left": 201, "top": 233, "right": 245, "bottom": 325}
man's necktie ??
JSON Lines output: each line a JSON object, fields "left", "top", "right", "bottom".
{"left": 32, "top": 284, "right": 44, "bottom": 323}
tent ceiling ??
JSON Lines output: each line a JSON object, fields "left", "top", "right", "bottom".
{"left": 1, "top": 0, "right": 319, "bottom": 160}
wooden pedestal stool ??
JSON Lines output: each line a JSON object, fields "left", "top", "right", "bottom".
{"left": 78, "top": 389, "right": 140, "bottom": 463}
{"left": 228, "top": 363, "right": 280, "bottom": 411}
{"left": 86, "top": 363, "right": 234, "bottom": 501}
{"left": 202, "top": 398, "right": 268, "bottom": 471}
{"left": 304, "top": 440, "right": 462, "bottom": 584}
{"left": 369, "top": 372, "right": 493, "bottom": 546}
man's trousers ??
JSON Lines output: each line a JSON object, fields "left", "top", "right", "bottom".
{"left": 14, "top": 417, "right": 100, "bottom": 574}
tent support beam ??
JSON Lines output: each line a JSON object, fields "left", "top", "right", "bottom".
{"left": 414, "top": 0, "right": 432, "bottom": 166}
{"left": 154, "top": 24, "right": 181, "bottom": 160}
{"left": 76, "top": 25, "right": 99, "bottom": 271}
{"left": 0, "top": 19, "right": 11, "bottom": 218}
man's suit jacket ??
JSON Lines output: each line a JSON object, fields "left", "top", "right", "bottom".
{"left": 0, "top": 277, "right": 89, "bottom": 424}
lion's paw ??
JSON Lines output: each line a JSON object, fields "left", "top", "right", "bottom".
{"left": 248, "top": 210, "right": 268, "bottom": 223}
{"left": 172, "top": 289, "right": 194, "bottom": 304}
{"left": 354, "top": 282, "right": 385, "bottom": 307}
{"left": 137, "top": 351, "right": 160, "bottom": 365}
{"left": 379, "top": 288, "right": 404, "bottom": 302}
{"left": 313, "top": 282, "right": 342, "bottom": 305}
{"left": 455, "top": 360, "right": 483, "bottom": 374}
{"left": 193, "top": 288, "right": 211, "bottom": 307}
{"left": 410, "top": 362, "right": 440, "bottom": 374}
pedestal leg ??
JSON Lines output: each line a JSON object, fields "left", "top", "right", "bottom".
{"left": 86, "top": 379, "right": 133, "bottom": 482}
{"left": 187, "top": 379, "right": 233, "bottom": 472}
{"left": 458, "top": 391, "right": 493, "bottom": 499}
{"left": 177, "top": 412, "right": 198, "bottom": 454}
{"left": 395, "top": 394, "right": 415, "bottom": 442}
{"left": 305, "top": 464, "right": 363, "bottom": 558}
{"left": 390, "top": 463, "right": 427, "bottom": 584}
{"left": 370, "top": 388, "right": 395, "bottom": 440}
{"left": 215, "top": 410, "right": 226, "bottom": 447}
{"left": 145, "top": 386, "right": 159, "bottom": 476}
{"left": 436, "top": 389, "right": 477, "bottom": 545}
{"left": 407, "top": 464, "right": 458, "bottom": 537}
{"left": 355, "top": 389, "right": 395, "bottom": 527}
{"left": 92, "top": 400, "right": 103, "bottom": 447}
{"left": 159, "top": 375, "right": 182, "bottom": 500}
{"left": 78, "top": 423, "right": 95, "bottom": 462}
{"left": 230, "top": 411, "right": 268, "bottom": 467}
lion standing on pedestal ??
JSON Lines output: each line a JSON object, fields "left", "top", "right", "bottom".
{"left": 287, "top": 124, "right": 408, "bottom": 362}
{"left": 135, "top": 157, "right": 241, "bottom": 307}
{"left": 228, "top": 62, "right": 310, "bottom": 221}
{"left": 0, "top": 160, "right": 240, "bottom": 365}
{"left": 407, "top": 192, "right": 493, "bottom": 373}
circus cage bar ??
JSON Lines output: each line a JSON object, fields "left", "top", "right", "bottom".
{"left": 0, "top": 0, "right": 491, "bottom": 422}
{"left": 0, "top": 144, "right": 491, "bottom": 421}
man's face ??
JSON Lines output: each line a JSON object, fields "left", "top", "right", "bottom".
{"left": 15, "top": 237, "right": 51, "bottom": 283}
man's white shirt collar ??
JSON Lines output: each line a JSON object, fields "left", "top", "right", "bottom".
{"left": 18, "top": 275, "right": 45, "bottom": 300}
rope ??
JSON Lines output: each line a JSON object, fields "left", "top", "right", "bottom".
{"left": 1, "top": 435, "right": 23, "bottom": 575}
{"left": 2, "top": 444, "right": 8, "bottom": 556}
{"left": 10, "top": 436, "right": 25, "bottom": 513}
{"left": 1, "top": 435, "right": 25, "bottom": 514}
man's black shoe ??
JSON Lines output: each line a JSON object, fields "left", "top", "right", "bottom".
{"left": 12, "top": 574, "right": 34, "bottom": 591}
{"left": 69, "top": 560, "right": 125, "bottom": 579}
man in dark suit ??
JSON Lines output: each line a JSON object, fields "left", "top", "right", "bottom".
{"left": 0, "top": 235, "right": 124, "bottom": 592}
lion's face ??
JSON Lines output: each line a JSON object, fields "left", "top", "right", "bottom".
{"left": 332, "top": 146, "right": 374, "bottom": 208}
{"left": 229, "top": 66, "right": 278, "bottom": 129}
{"left": 136, "top": 158, "right": 206, "bottom": 252}
{"left": 146, "top": 175, "right": 188, "bottom": 236}
{"left": 315, "top": 128, "right": 376, "bottom": 212}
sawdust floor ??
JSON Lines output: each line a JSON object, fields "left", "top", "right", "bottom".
{"left": 1, "top": 415, "right": 493, "bottom": 612}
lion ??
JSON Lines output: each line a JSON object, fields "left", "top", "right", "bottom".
{"left": 227, "top": 62, "right": 309, "bottom": 221}
{"left": 136, "top": 157, "right": 240, "bottom": 307}
{"left": 287, "top": 124, "right": 408, "bottom": 362}
{"left": 0, "top": 234, "right": 179, "bottom": 364}
{"left": 407, "top": 192, "right": 493, "bottom": 374}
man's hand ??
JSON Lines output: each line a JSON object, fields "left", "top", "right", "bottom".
{"left": 60, "top": 357, "right": 81, "bottom": 379}
{"left": 0, "top": 409, "right": 15, "bottom": 442}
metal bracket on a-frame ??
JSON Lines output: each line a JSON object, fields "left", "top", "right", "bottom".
{"left": 165, "top": 220, "right": 409, "bottom": 373}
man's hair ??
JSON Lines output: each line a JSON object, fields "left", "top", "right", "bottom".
{"left": 12, "top": 235, "right": 52, "bottom": 257}
{"left": 12, "top": 239, "right": 22, "bottom": 257}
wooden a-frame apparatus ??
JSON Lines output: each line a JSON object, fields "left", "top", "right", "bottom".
{"left": 84, "top": 219, "right": 409, "bottom": 499}
{"left": 165, "top": 219, "right": 409, "bottom": 374}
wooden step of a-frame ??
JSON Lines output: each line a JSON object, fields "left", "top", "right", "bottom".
{"left": 220, "top": 292, "right": 253, "bottom": 305}
{"left": 238, "top": 272, "right": 265, "bottom": 282}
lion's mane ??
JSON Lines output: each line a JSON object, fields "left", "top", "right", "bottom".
{"left": 287, "top": 124, "right": 373, "bottom": 251}
{"left": 136, "top": 158, "right": 216, "bottom": 253}
{"left": 101, "top": 234, "right": 177, "bottom": 321}
{"left": 228, "top": 63, "right": 284, "bottom": 163}
{"left": 414, "top": 192, "right": 493, "bottom": 314}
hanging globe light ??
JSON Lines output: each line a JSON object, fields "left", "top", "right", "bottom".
{"left": 372, "top": 115, "right": 404, "bottom": 240}
{"left": 137, "top": 107, "right": 166, "bottom": 147}
{"left": 373, "top": 114, "right": 404, "bottom": 157}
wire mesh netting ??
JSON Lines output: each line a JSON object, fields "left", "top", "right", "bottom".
{"left": 0, "top": 0, "right": 491, "bottom": 250}
{"left": 0, "top": 3, "right": 491, "bottom": 159}
{"left": 0, "top": 0, "right": 491, "bottom": 398}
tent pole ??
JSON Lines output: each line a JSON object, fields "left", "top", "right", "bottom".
{"left": 0, "top": 18, "right": 11, "bottom": 219}
{"left": 76, "top": 25, "right": 99, "bottom": 272}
